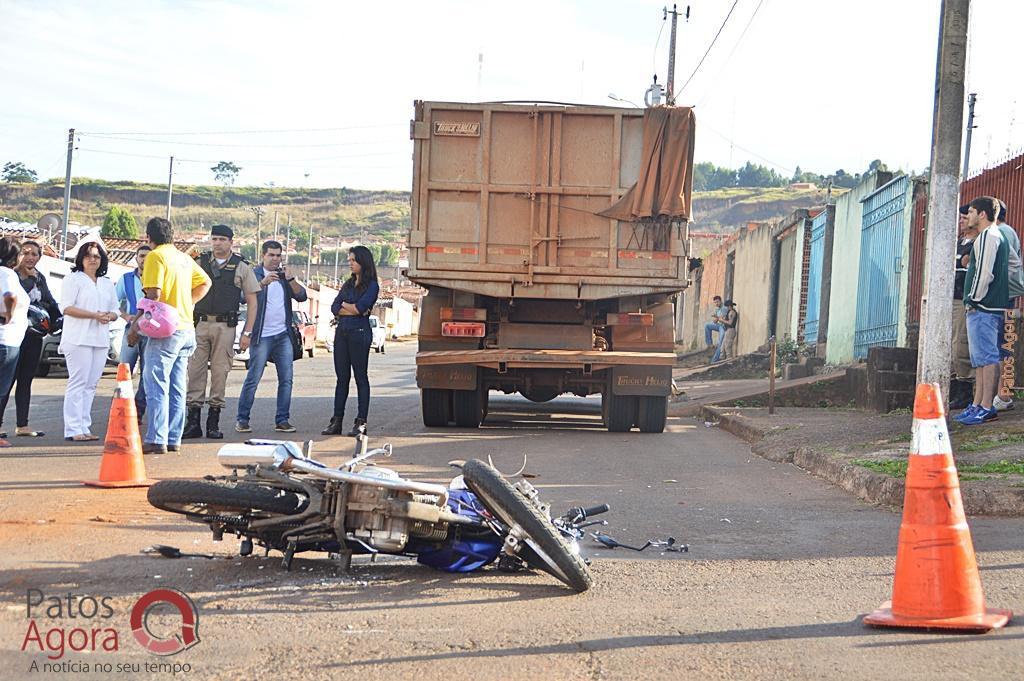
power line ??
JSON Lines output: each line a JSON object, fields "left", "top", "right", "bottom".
{"left": 80, "top": 123, "right": 407, "bottom": 137}
{"left": 678, "top": 0, "right": 741, "bottom": 96}
{"left": 78, "top": 147, "right": 408, "bottom": 165}
{"left": 77, "top": 133, "right": 409, "bottom": 149}
{"left": 698, "top": 0, "right": 769, "bottom": 107}
{"left": 700, "top": 123, "right": 794, "bottom": 174}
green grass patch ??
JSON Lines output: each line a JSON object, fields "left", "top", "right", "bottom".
{"left": 850, "top": 458, "right": 1024, "bottom": 478}
{"left": 959, "top": 433, "right": 1024, "bottom": 453}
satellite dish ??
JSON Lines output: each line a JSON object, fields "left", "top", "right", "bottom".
{"left": 37, "top": 213, "right": 62, "bottom": 231}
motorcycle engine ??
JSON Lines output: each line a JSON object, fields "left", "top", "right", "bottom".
{"left": 345, "top": 467, "right": 411, "bottom": 553}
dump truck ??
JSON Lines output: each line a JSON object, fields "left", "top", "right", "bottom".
{"left": 406, "top": 101, "right": 696, "bottom": 433}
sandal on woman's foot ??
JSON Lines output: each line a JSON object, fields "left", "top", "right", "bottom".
{"left": 16, "top": 428, "right": 44, "bottom": 437}
{"left": 0, "top": 438, "right": 11, "bottom": 448}
{"left": 70, "top": 434, "right": 98, "bottom": 442}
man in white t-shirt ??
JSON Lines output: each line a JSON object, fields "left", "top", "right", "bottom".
{"left": 0, "top": 237, "right": 30, "bottom": 447}
{"left": 234, "top": 240, "right": 307, "bottom": 433}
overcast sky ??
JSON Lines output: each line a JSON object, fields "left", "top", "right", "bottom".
{"left": 1, "top": 0, "right": 1019, "bottom": 190}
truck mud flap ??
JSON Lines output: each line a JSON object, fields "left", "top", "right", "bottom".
{"left": 417, "top": 364, "right": 478, "bottom": 390}
{"left": 610, "top": 366, "right": 672, "bottom": 397}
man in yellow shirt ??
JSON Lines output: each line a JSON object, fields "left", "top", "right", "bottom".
{"left": 128, "top": 217, "right": 211, "bottom": 454}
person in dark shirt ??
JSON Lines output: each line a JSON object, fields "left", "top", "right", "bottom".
{"left": 322, "top": 246, "right": 380, "bottom": 437}
{"left": 952, "top": 204, "right": 977, "bottom": 381}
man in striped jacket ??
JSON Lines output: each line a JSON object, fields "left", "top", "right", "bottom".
{"left": 957, "top": 196, "right": 1011, "bottom": 425}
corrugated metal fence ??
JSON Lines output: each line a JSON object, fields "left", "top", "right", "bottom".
{"left": 961, "top": 151, "right": 1024, "bottom": 231}
{"left": 855, "top": 175, "right": 909, "bottom": 359}
{"left": 802, "top": 210, "right": 827, "bottom": 343}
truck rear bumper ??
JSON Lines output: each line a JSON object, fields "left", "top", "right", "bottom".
{"left": 415, "top": 349, "right": 676, "bottom": 371}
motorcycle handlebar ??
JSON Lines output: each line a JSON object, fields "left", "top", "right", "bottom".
{"left": 580, "top": 504, "right": 610, "bottom": 518}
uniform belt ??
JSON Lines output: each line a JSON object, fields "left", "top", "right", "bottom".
{"left": 196, "top": 313, "right": 238, "bottom": 324}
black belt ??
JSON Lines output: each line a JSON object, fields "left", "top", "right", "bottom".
{"left": 196, "top": 313, "right": 238, "bottom": 325}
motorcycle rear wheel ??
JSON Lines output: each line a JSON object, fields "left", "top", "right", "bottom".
{"left": 462, "top": 459, "right": 592, "bottom": 593}
{"left": 148, "top": 479, "right": 306, "bottom": 517}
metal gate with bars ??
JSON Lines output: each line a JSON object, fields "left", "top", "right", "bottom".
{"left": 802, "top": 210, "right": 827, "bottom": 343}
{"left": 854, "top": 175, "right": 909, "bottom": 359}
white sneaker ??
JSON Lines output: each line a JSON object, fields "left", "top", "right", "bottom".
{"left": 993, "top": 395, "right": 1015, "bottom": 411}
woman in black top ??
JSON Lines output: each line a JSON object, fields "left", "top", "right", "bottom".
{"left": 0, "top": 241, "right": 61, "bottom": 438}
{"left": 322, "top": 246, "right": 380, "bottom": 437}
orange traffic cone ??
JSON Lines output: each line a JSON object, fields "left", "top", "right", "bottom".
{"left": 863, "top": 383, "right": 1012, "bottom": 631}
{"left": 84, "top": 363, "right": 153, "bottom": 488}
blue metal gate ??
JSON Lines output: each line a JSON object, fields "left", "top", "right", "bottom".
{"left": 854, "top": 175, "right": 909, "bottom": 359}
{"left": 802, "top": 210, "right": 827, "bottom": 343}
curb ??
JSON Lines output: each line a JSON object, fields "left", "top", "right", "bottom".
{"left": 701, "top": 405, "right": 1024, "bottom": 517}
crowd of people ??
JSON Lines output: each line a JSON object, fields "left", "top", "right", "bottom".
{"left": 953, "top": 196, "right": 1019, "bottom": 426}
{"left": 0, "top": 217, "right": 380, "bottom": 450}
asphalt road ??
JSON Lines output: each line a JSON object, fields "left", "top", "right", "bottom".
{"left": 0, "top": 341, "right": 1021, "bottom": 680}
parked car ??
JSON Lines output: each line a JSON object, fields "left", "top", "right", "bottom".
{"left": 36, "top": 317, "right": 127, "bottom": 377}
{"left": 233, "top": 308, "right": 316, "bottom": 368}
{"left": 370, "top": 314, "right": 386, "bottom": 353}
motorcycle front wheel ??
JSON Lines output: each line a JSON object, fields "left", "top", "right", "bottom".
{"left": 148, "top": 479, "right": 307, "bottom": 517}
{"left": 462, "top": 459, "right": 592, "bottom": 593}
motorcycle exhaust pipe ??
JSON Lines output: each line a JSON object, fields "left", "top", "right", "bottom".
{"left": 217, "top": 443, "right": 291, "bottom": 468}
{"left": 285, "top": 459, "right": 449, "bottom": 505}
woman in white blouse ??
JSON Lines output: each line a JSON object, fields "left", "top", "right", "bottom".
{"left": 60, "top": 242, "right": 119, "bottom": 441}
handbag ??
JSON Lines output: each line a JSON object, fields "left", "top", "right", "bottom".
{"left": 289, "top": 321, "right": 303, "bottom": 361}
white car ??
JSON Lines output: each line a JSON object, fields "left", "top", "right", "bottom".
{"left": 370, "top": 315, "right": 386, "bottom": 353}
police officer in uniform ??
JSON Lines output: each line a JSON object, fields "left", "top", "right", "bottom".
{"left": 183, "top": 224, "right": 260, "bottom": 439}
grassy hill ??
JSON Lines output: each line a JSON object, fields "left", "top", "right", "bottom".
{"left": 0, "top": 179, "right": 833, "bottom": 245}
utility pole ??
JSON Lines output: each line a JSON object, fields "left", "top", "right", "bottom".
{"left": 334, "top": 238, "right": 340, "bottom": 282}
{"left": 665, "top": 4, "right": 680, "bottom": 105}
{"left": 273, "top": 210, "right": 279, "bottom": 240}
{"left": 284, "top": 214, "right": 291, "bottom": 264}
{"left": 963, "top": 92, "right": 978, "bottom": 178}
{"left": 250, "top": 206, "right": 265, "bottom": 259}
{"left": 306, "top": 222, "right": 314, "bottom": 281}
{"left": 165, "top": 156, "right": 174, "bottom": 220}
{"left": 917, "top": 0, "right": 970, "bottom": 399}
{"left": 60, "top": 128, "right": 74, "bottom": 258}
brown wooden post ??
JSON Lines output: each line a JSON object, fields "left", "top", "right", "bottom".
{"left": 769, "top": 336, "right": 777, "bottom": 415}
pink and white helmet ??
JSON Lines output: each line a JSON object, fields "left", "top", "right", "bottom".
{"left": 137, "top": 298, "right": 180, "bottom": 338}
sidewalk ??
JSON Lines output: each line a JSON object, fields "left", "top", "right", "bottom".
{"left": 700, "top": 404, "right": 1024, "bottom": 516}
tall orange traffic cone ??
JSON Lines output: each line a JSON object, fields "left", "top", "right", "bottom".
{"left": 84, "top": 363, "right": 153, "bottom": 488}
{"left": 863, "top": 383, "right": 1011, "bottom": 631}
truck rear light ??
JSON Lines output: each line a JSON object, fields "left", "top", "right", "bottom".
{"left": 441, "top": 307, "right": 487, "bottom": 321}
{"left": 442, "top": 322, "right": 486, "bottom": 337}
{"left": 606, "top": 313, "right": 654, "bottom": 327}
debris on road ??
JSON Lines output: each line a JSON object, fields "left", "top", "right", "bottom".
{"left": 591, "top": 532, "right": 689, "bottom": 553}
{"left": 142, "top": 544, "right": 219, "bottom": 559}
{"left": 89, "top": 515, "right": 116, "bottom": 523}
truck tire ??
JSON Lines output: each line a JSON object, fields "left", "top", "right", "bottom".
{"left": 637, "top": 396, "right": 667, "bottom": 433}
{"left": 604, "top": 392, "right": 636, "bottom": 433}
{"left": 462, "top": 459, "right": 592, "bottom": 593}
{"left": 422, "top": 388, "right": 452, "bottom": 427}
{"left": 453, "top": 388, "right": 483, "bottom": 428}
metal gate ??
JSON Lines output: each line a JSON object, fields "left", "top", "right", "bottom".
{"left": 854, "top": 175, "right": 909, "bottom": 359}
{"left": 802, "top": 210, "right": 827, "bottom": 343}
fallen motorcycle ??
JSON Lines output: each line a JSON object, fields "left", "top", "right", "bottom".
{"left": 147, "top": 435, "right": 608, "bottom": 592}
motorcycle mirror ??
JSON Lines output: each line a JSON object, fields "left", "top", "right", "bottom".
{"left": 303, "top": 440, "right": 314, "bottom": 459}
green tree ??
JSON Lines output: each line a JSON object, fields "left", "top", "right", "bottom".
{"left": 366, "top": 243, "right": 383, "bottom": 265}
{"left": 737, "top": 162, "right": 786, "bottom": 188}
{"left": 379, "top": 244, "right": 399, "bottom": 266}
{"left": 211, "top": 161, "right": 241, "bottom": 186}
{"left": 101, "top": 205, "right": 139, "bottom": 238}
{"left": 1, "top": 161, "right": 38, "bottom": 183}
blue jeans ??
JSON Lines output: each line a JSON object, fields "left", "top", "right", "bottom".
{"left": 236, "top": 332, "right": 294, "bottom": 425}
{"left": 143, "top": 329, "right": 196, "bottom": 446}
{"left": 0, "top": 344, "right": 21, "bottom": 418}
{"left": 333, "top": 324, "right": 372, "bottom": 420}
{"left": 705, "top": 322, "right": 726, "bottom": 361}
{"left": 120, "top": 334, "right": 147, "bottom": 410}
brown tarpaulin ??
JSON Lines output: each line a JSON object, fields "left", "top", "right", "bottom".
{"left": 599, "top": 106, "right": 696, "bottom": 222}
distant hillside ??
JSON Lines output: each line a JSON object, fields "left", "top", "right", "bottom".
{"left": 0, "top": 180, "right": 834, "bottom": 244}
{"left": 0, "top": 179, "right": 411, "bottom": 243}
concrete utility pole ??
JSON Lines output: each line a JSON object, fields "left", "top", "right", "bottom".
{"left": 306, "top": 222, "right": 314, "bottom": 281}
{"left": 165, "top": 156, "right": 174, "bottom": 220}
{"left": 250, "top": 206, "right": 265, "bottom": 258}
{"left": 273, "top": 210, "right": 280, "bottom": 240}
{"left": 917, "top": 0, "right": 970, "bottom": 398}
{"left": 334, "top": 239, "right": 340, "bottom": 282}
{"left": 284, "top": 214, "right": 291, "bottom": 264}
{"left": 665, "top": 4, "right": 680, "bottom": 105}
{"left": 963, "top": 92, "right": 978, "bottom": 178}
{"left": 60, "top": 128, "right": 74, "bottom": 257}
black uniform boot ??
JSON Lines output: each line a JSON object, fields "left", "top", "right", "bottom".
{"left": 347, "top": 418, "right": 367, "bottom": 437}
{"left": 181, "top": 406, "right": 203, "bottom": 439}
{"left": 321, "top": 416, "right": 344, "bottom": 435}
{"left": 206, "top": 407, "right": 224, "bottom": 440}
